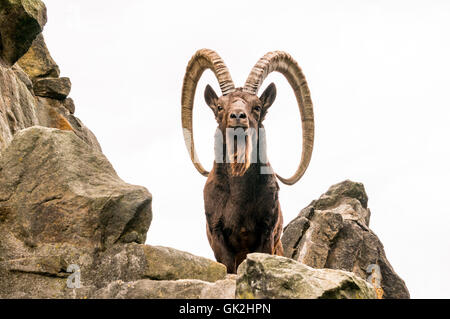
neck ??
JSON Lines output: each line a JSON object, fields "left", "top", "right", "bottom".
{"left": 214, "top": 161, "right": 268, "bottom": 190}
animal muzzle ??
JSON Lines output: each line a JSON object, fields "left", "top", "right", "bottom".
{"left": 228, "top": 110, "right": 249, "bottom": 129}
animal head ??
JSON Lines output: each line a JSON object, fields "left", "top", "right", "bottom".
{"left": 181, "top": 49, "right": 315, "bottom": 185}
{"left": 203, "top": 85, "right": 276, "bottom": 176}
{"left": 204, "top": 84, "right": 276, "bottom": 130}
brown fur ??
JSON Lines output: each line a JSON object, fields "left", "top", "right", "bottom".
{"left": 203, "top": 84, "right": 284, "bottom": 273}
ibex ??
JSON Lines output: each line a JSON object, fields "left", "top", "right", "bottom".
{"left": 181, "top": 49, "right": 314, "bottom": 273}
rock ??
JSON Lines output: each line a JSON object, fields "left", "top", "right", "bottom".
{"left": 0, "top": 0, "right": 47, "bottom": 65}
{"left": 0, "top": 61, "right": 99, "bottom": 152}
{"left": 63, "top": 98, "right": 75, "bottom": 114}
{"left": 142, "top": 245, "right": 226, "bottom": 282}
{"left": 85, "top": 277, "right": 236, "bottom": 299}
{"left": 0, "top": 1, "right": 96, "bottom": 153}
{"left": 18, "top": 33, "right": 60, "bottom": 80}
{"left": 0, "top": 1, "right": 240, "bottom": 300}
{"left": 0, "top": 242, "right": 94, "bottom": 298}
{"left": 34, "top": 96, "right": 101, "bottom": 151}
{"left": 89, "top": 243, "right": 227, "bottom": 287}
{"left": 236, "top": 253, "right": 376, "bottom": 299}
{"left": 0, "top": 242, "right": 231, "bottom": 298}
{"left": 0, "top": 62, "right": 40, "bottom": 151}
{"left": 0, "top": 2, "right": 408, "bottom": 300}
{"left": 33, "top": 77, "right": 71, "bottom": 100}
{"left": 11, "top": 63, "right": 33, "bottom": 90}
{"left": 0, "top": 269, "right": 68, "bottom": 298}
{"left": 0, "top": 126, "right": 152, "bottom": 252}
{"left": 282, "top": 180, "right": 410, "bottom": 299}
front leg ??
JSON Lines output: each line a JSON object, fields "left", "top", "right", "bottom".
{"left": 255, "top": 232, "right": 283, "bottom": 255}
{"left": 206, "top": 222, "right": 236, "bottom": 273}
{"left": 255, "top": 202, "right": 283, "bottom": 255}
{"left": 255, "top": 232, "right": 275, "bottom": 254}
{"left": 204, "top": 174, "right": 236, "bottom": 271}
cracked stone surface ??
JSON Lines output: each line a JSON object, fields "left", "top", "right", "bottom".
{"left": 236, "top": 253, "right": 376, "bottom": 299}
{"left": 281, "top": 180, "right": 410, "bottom": 299}
{"left": 0, "top": 126, "right": 152, "bottom": 252}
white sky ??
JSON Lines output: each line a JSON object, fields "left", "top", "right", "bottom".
{"left": 43, "top": 0, "right": 450, "bottom": 298}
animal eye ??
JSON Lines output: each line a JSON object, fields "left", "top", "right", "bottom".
{"left": 217, "top": 105, "right": 223, "bottom": 111}
{"left": 253, "top": 105, "right": 261, "bottom": 112}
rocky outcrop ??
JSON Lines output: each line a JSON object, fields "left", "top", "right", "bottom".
{"left": 34, "top": 96, "right": 100, "bottom": 151}
{"left": 0, "top": 128, "right": 381, "bottom": 300}
{"left": 0, "top": 0, "right": 236, "bottom": 299}
{"left": 62, "top": 98, "right": 75, "bottom": 114}
{"left": 0, "top": 0, "right": 100, "bottom": 153}
{"left": 0, "top": 51, "right": 99, "bottom": 152}
{"left": 86, "top": 243, "right": 226, "bottom": 286}
{"left": 282, "top": 180, "right": 410, "bottom": 299}
{"left": 0, "top": 0, "right": 47, "bottom": 66}
{"left": 0, "top": 242, "right": 230, "bottom": 298}
{"left": 0, "top": 0, "right": 408, "bottom": 300}
{"left": 0, "top": 128, "right": 230, "bottom": 299}
{"left": 236, "top": 253, "right": 376, "bottom": 299}
{"left": 17, "top": 33, "right": 60, "bottom": 80}
{"left": 0, "top": 127, "right": 152, "bottom": 252}
{"left": 33, "top": 77, "right": 71, "bottom": 99}
{"left": 79, "top": 276, "right": 236, "bottom": 299}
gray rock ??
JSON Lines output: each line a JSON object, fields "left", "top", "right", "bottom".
{"left": 0, "top": 2, "right": 408, "bottom": 301}
{"left": 141, "top": 245, "right": 227, "bottom": 282}
{"left": 0, "top": 242, "right": 230, "bottom": 298}
{"left": 88, "top": 243, "right": 227, "bottom": 287}
{"left": 33, "top": 77, "right": 71, "bottom": 100}
{"left": 0, "top": 61, "right": 100, "bottom": 153}
{"left": 0, "top": 61, "right": 40, "bottom": 151}
{"left": 34, "top": 96, "right": 101, "bottom": 151}
{"left": 0, "top": 242, "right": 94, "bottom": 298}
{"left": 17, "top": 33, "right": 60, "bottom": 81}
{"left": 63, "top": 98, "right": 75, "bottom": 114}
{"left": 0, "top": 126, "right": 152, "bottom": 253}
{"left": 11, "top": 64, "right": 33, "bottom": 90}
{"left": 0, "top": 0, "right": 47, "bottom": 65}
{"left": 84, "top": 278, "right": 236, "bottom": 299}
{"left": 236, "top": 253, "right": 376, "bottom": 299}
{"left": 282, "top": 180, "right": 410, "bottom": 299}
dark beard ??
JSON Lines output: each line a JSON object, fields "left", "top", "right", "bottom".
{"left": 225, "top": 128, "right": 254, "bottom": 177}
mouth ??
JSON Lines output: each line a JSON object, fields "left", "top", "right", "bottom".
{"left": 228, "top": 124, "right": 249, "bottom": 130}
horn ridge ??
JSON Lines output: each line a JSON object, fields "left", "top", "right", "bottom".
{"left": 244, "top": 51, "right": 315, "bottom": 185}
{"left": 181, "top": 49, "right": 235, "bottom": 177}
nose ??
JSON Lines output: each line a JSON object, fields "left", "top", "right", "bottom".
{"left": 229, "top": 112, "right": 247, "bottom": 119}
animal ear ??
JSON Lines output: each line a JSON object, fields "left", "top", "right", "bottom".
{"left": 204, "top": 84, "right": 218, "bottom": 112}
{"left": 259, "top": 82, "right": 277, "bottom": 110}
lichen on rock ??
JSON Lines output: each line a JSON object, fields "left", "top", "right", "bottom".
{"left": 236, "top": 253, "right": 376, "bottom": 299}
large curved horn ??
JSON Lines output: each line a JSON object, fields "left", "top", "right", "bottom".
{"left": 244, "top": 51, "right": 314, "bottom": 185}
{"left": 182, "top": 49, "right": 235, "bottom": 176}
